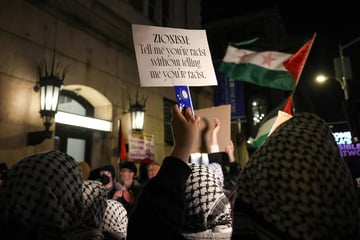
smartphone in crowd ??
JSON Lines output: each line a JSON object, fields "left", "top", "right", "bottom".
{"left": 174, "top": 85, "right": 194, "bottom": 115}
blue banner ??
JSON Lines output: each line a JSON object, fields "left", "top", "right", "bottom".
{"left": 213, "top": 60, "right": 246, "bottom": 119}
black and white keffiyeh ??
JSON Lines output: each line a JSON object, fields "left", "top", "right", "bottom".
{"left": 238, "top": 112, "right": 360, "bottom": 239}
{"left": 207, "top": 162, "right": 224, "bottom": 187}
{"left": 0, "top": 151, "right": 84, "bottom": 238}
{"left": 82, "top": 181, "right": 128, "bottom": 239}
{"left": 82, "top": 180, "right": 107, "bottom": 228}
{"left": 0, "top": 151, "right": 119, "bottom": 239}
{"left": 101, "top": 199, "right": 128, "bottom": 240}
{"left": 182, "top": 163, "right": 232, "bottom": 240}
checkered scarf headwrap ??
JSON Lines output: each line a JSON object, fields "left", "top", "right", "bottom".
{"left": 82, "top": 180, "right": 128, "bottom": 239}
{"left": 0, "top": 151, "right": 129, "bottom": 239}
{"left": 82, "top": 180, "right": 107, "bottom": 228}
{"left": 182, "top": 164, "right": 232, "bottom": 240}
{"left": 207, "top": 162, "right": 224, "bottom": 187}
{"left": 0, "top": 151, "right": 84, "bottom": 237}
{"left": 100, "top": 199, "right": 128, "bottom": 239}
{"left": 238, "top": 112, "right": 360, "bottom": 239}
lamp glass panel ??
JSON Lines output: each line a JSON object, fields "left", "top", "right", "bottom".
{"left": 45, "top": 85, "right": 54, "bottom": 110}
{"left": 51, "top": 87, "right": 60, "bottom": 111}
{"left": 135, "top": 111, "right": 144, "bottom": 129}
{"left": 131, "top": 111, "right": 144, "bottom": 130}
{"left": 40, "top": 86, "right": 46, "bottom": 110}
{"left": 41, "top": 85, "right": 61, "bottom": 111}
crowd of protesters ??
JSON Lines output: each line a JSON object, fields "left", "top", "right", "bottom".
{"left": 1, "top": 104, "right": 359, "bottom": 239}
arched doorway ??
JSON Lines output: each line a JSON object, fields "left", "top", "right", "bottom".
{"left": 54, "top": 85, "right": 112, "bottom": 168}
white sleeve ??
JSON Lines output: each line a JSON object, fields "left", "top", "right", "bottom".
{"left": 209, "top": 144, "right": 220, "bottom": 153}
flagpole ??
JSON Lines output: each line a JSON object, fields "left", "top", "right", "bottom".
{"left": 336, "top": 36, "right": 360, "bottom": 143}
{"left": 337, "top": 44, "right": 350, "bottom": 100}
{"left": 336, "top": 36, "right": 360, "bottom": 100}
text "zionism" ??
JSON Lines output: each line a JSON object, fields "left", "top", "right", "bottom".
{"left": 153, "top": 33, "right": 190, "bottom": 45}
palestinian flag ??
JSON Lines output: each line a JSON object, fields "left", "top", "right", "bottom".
{"left": 219, "top": 34, "right": 316, "bottom": 91}
{"left": 248, "top": 100, "right": 287, "bottom": 149}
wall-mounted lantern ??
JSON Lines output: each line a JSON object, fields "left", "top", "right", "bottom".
{"left": 129, "top": 90, "right": 147, "bottom": 131}
{"left": 27, "top": 49, "right": 69, "bottom": 145}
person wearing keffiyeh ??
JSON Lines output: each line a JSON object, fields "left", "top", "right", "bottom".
{"left": 0, "top": 150, "right": 128, "bottom": 240}
{"left": 182, "top": 163, "right": 233, "bottom": 240}
{"left": 234, "top": 112, "right": 360, "bottom": 239}
{"left": 82, "top": 181, "right": 128, "bottom": 240}
{"left": 128, "top": 104, "right": 233, "bottom": 240}
{"left": 209, "top": 117, "right": 242, "bottom": 222}
{"left": 128, "top": 105, "right": 197, "bottom": 240}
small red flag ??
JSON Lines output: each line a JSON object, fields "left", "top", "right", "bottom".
{"left": 119, "top": 120, "right": 128, "bottom": 160}
{"left": 283, "top": 33, "right": 316, "bottom": 115}
{"left": 284, "top": 33, "right": 316, "bottom": 87}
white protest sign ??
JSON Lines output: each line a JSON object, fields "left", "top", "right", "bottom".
{"left": 132, "top": 24, "right": 218, "bottom": 87}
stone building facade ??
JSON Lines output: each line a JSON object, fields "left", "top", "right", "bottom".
{"left": 0, "top": 0, "right": 211, "bottom": 169}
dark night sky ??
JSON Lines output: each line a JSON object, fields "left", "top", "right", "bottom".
{"left": 280, "top": 7, "right": 360, "bottom": 123}
{"left": 202, "top": 2, "right": 360, "bottom": 123}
